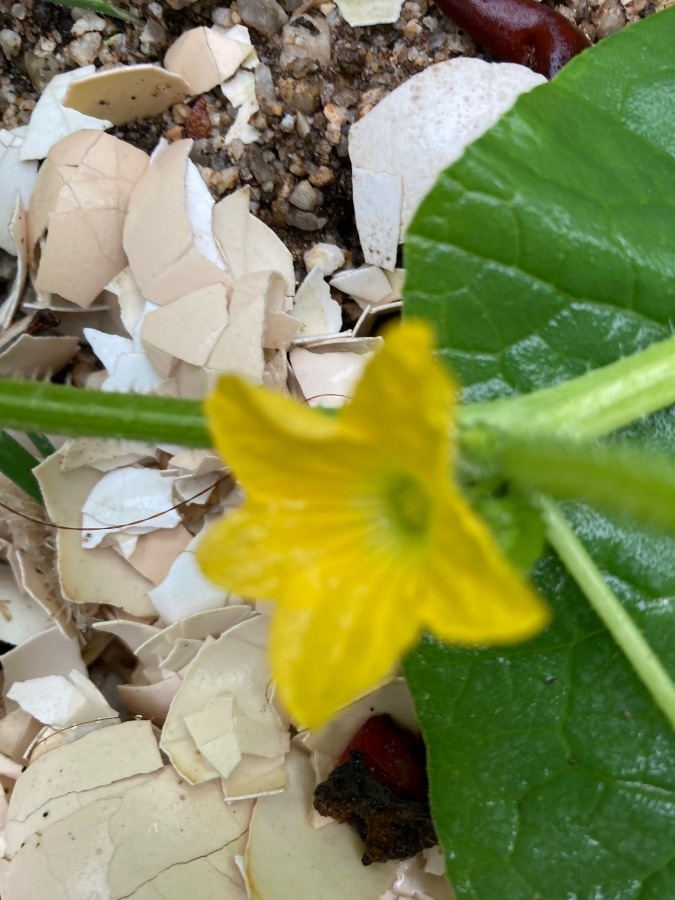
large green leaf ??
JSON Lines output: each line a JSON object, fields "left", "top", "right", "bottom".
{"left": 404, "top": 9, "right": 675, "bottom": 898}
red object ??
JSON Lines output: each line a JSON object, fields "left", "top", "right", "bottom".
{"left": 337, "top": 715, "right": 428, "bottom": 800}
{"left": 434, "top": 0, "right": 591, "bottom": 78}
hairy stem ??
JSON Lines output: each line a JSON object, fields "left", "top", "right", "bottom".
{"left": 541, "top": 498, "right": 675, "bottom": 729}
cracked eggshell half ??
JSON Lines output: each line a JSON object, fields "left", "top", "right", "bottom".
{"left": 164, "top": 26, "right": 251, "bottom": 95}
{"left": 27, "top": 130, "right": 150, "bottom": 308}
{"left": 34, "top": 449, "right": 156, "bottom": 617}
{"left": 62, "top": 64, "right": 190, "bottom": 126}
{"left": 123, "top": 139, "right": 230, "bottom": 305}
{"left": 161, "top": 615, "right": 290, "bottom": 797}
{"left": 349, "top": 58, "right": 546, "bottom": 254}
{"left": 1, "top": 766, "right": 252, "bottom": 900}
{"left": 4, "top": 720, "right": 163, "bottom": 858}
{"left": 246, "top": 748, "right": 399, "bottom": 899}
{"left": 19, "top": 66, "right": 112, "bottom": 161}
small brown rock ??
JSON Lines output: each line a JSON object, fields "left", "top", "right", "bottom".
{"left": 185, "top": 98, "right": 211, "bottom": 140}
{"left": 308, "top": 166, "right": 334, "bottom": 187}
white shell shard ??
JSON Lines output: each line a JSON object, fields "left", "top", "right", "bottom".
{"left": 7, "top": 669, "right": 117, "bottom": 730}
{"left": 0, "top": 129, "right": 37, "bottom": 255}
{"left": 0, "top": 563, "right": 52, "bottom": 646}
{"left": 164, "top": 26, "right": 251, "bottom": 95}
{"left": 289, "top": 344, "right": 371, "bottom": 407}
{"left": 35, "top": 450, "right": 156, "bottom": 616}
{"left": 246, "top": 749, "right": 400, "bottom": 898}
{"left": 333, "top": 0, "right": 404, "bottom": 27}
{"left": 19, "top": 67, "right": 113, "bottom": 161}
{"left": 291, "top": 267, "right": 342, "bottom": 337}
{"left": 349, "top": 58, "right": 546, "bottom": 250}
{"left": 161, "top": 615, "right": 290, "bottom": 797}
{"left": 221, "top": 70, "right": 260, "bottom": 145}
{"left": 1, "top": 627, "right": 86, "bottom": 707}
{"left": 330, "top": 265, "right": 394, "bottom": 307}
{"left": 351, "top": 168, "right": 402, "bottom": 270}
{"left": 380, "top": 846, "right": 455, "bottom": 900}
{"left": 81, "top": 466, "right": 181, "bottom": 549}
{"left": 123, "top": 139, "right": 230, "bottom": 306}
{"left": 62, "top": 64, "right": 190, "bottom": 126}
{"left": 148, "top": 545, "right": 232, "bottom": 622}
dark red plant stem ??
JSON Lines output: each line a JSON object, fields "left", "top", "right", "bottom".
{"left": 434, "top": 0, "right": 591, "bottom": 78}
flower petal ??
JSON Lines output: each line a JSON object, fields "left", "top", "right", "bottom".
{"left": 270, "top": 561, "right": 422, "bottom": 728}
{"left": 423, "top": 490, "right": 550, "bottom": 644}
{"left": 339, "top": 320, "right": 457, "bottom": 480}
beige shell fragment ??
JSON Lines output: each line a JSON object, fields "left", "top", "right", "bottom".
{"left": 27, "top": 130, "right": 150, "bottom": 308}
{"left": 62, "top": 64, "right": 190, "bottom": 126}
{"left": 333, "top": 0, "right": 404, "bottom": 27}
{"left": 161, "top": 615, "right": 290, "bottom": 797}
{"left": 212, "top": 187, "right": 295, "bottom": 296}
{"left": 0, "top": 563, "right": 53, "bottom": 646}
{"left": 2, "top": 765, "right": 252, "bottom": 900}
{"left": 1, "top": 627, "right": 86, "bottom": 707}
{"left": 330, "top": 265, "right": 394, "bottom": 307}
{"left": 291, "top": 266, "right": 342, "bottom": 337}
{"left": 164, "top": 26, "right": 251, "bottom": 95}
{"left": 19, "top": 66, "right": 112, "bottom": 162}
{"left": 141, "top": 281, "right": 230, "bottom": 367}
{"left": 124, "top": 139, "right": 230, "bottom": 305}
{"left": 0, "top": 333, "right": 80, "bottom": 379}
{"left": 246, "top": 748, "right": 399, "bottom": 898}
{"left": 289, "top": 341, "right": 373, "bottom": 407}
{"left": 35, "top": 450, "right": 156, "bottom": 617}
{"left": 127, "top": 524, "right": 193, "bottom": 585}
{"left": 349, "top": 58, "right": 546, "bottom": 255}
{"left": 92, "top": 618, "right": 160, "bottom": 653}
{"left": 0, "top": 204, "right": 28, "bottom": 330}
{"left": 0, "top": 128, "right": 37, "bottom": 255}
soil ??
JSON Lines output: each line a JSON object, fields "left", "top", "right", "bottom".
{"left": 0, "top": 0, "right": 655, "bottom": 290}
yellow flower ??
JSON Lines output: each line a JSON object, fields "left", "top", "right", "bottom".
{"left": 197, "top": 321, "right": 549, "bottom": 727}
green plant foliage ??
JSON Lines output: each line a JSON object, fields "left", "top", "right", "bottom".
{"left": 45, "top": 0, "right": 142, "bottom": 26}
{"left": 0, "top": 431, "right": 42, "bottom": 502}
{"left": 404, "top": 8, "right": 675, "bottom": 897}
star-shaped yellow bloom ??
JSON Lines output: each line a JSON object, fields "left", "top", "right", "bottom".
{"left": 197, "top": 321, "right": 550, "bottom": 727}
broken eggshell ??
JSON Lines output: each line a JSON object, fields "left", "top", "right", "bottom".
{"left": 123, "top": 139, "right": 231, "bottom": 305}
{"left": 0, "top": 129, "right": 37, "bottom": 255}
{"left": 291, "top": 266, "right": 342, "bottom": 338}
{"left": 160, "top": 615, "right": 290, "bottom": 798}
{"left": 27, "top": 130, "right": 149, "bottom": 308}
{"left": 349, "top": 58, "right": 546, "bottom": 265}
{"left": 333, "top": 0, "right": 405, "bottom": 27}
{"left": 19, "top": 66, "right": 113, "bottom": 162}
{"left": 164, "top": 26, "right": 251, "bottom": 95}
{"left": 62, "top": 64, "right": 190, "bottom": 126}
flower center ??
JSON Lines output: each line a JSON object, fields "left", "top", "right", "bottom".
{"left": 383, "top": 473, "right": 432, "bottom": 540}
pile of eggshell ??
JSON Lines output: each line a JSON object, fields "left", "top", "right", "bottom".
{"left": 0, "top": 11, "right": 547, "bottom": 897}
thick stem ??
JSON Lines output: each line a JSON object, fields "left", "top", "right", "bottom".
{"left": 0, "top": 381, "right": 210, "bottom": 448}
{"left": 459, "top": 332, "right": 675, "bottom": 440}
{"left": 541, "top": 498, "right": 675, "bottom": 730}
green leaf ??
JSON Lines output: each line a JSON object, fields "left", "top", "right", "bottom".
{"left": 0, "top": 431, "right": 42, "bottom": 503}
{"left": 45, "top": 0, "right": 143, "bottom": 27}
{"left": 404, "top": 9, "right": 675, "bottom": 898}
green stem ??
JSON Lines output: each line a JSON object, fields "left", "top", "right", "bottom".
{"left": 460, "top": 332, "right": 675, "bottom": 439}
{"left": 0, "top": 381, "right": 210, "bottom": 448}
{"left": 540, "top": 498, "right": 675, "bottom": 729}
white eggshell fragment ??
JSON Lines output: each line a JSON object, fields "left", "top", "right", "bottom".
{"left": 291, "top": 267, "right": 342, "bottom": 337}
{"left": 62, "top": 64, "right": 190, "bottom": 126}
{"left": 1, "top": 627, "right": 86, "bottom": 706}
{"left": 334, "top": 0, "right": 404, "bottom": 27}
{"left": 164, "top": 26, "right": 251, "bottom": 95}
{"left": 27, "top": 130, "right": 149, "bottom": 308}
{"left": 7, "top": 669, "right": 117, "bottom": 730}
{"left": 34, "top": 450, "right": 156, "bottom": 616}
{"left": 289, "top": 345, "right": 369, "bottom": 407}
{"left": 246, "top": 748, "right": 399, "bottom": 898}
{"left": 304, "top": 242, "right": 346, "bottom": 277}
{"left": 221, "top": 70, "right": 260, "bottom": 144}
{"left": 148, "top": 542, "right": 232, "bottom": 623}
{"left": 123, "top": 139, "right": 230, "bottom": 305}
{"left": 0, "top": 564, "right": 52, "bottom": 646}
{"left": 351, "top": 168, "right": 402, "bottom": 270}
{"left": 0, "top": 129, "right": 37, "bottom": 255}
{"left": 330, "top": 265, "right": 394, "bottom": 307}
{"left": 349, "top": 58, "right": 546, "bottom": 253}
{"left": 81, "top": 466, "right": 181, "bottom": 549}
{"left": 161, "top": 615, "right": 290, "bottom": 797}
{"left": 19, "top": 67, "right": 113, "bottom": 161}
